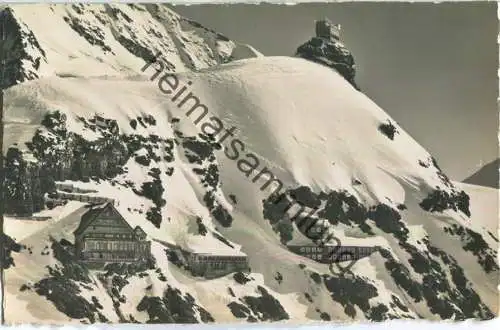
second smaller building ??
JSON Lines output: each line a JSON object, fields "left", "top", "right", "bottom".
{"left": 186, "top": 253, "right": 249, "bottom": 278}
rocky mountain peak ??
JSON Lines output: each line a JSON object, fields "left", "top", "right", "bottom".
{"left": 0, "top": 3, "right": 261, "bottom": 89}
{"left": 0, "top": 7, "right": 47, "bottom": 89}
{"left": 296, "top": 19, "right": 358, "bottom": 90}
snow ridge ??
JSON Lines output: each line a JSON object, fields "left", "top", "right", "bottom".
{"left": 2, "top": 3, "right": 261, "bottom": 88}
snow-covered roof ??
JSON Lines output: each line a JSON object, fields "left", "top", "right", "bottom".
{"left": 183, "top": 239, "right": 247, "bottom": 257}
{"left": 73, "top": 202, "right": 142, "bottom": 238}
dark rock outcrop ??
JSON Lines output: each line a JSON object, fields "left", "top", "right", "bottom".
{"left": 4, "top": 147, "right": 42, "bottom": 216}
{"left": 296, "top": 19, "right": 358, "bottom": 89}
{"left": 136, "top": 286, "right": 214, "bottom": 323}
{"left": 419, "top": 188, "right": 471, "bottom": 217}
{"left": 0, "top": 7, "right": 47, "bottom": 89}
{"left": 1, "top": 233, "right": 24, "bottom": 269}
{"left": 241, "top": 286, "right": 290, "bottom": 321}
{"left": 4, "top": 111, "right": 129, "bottom": 216}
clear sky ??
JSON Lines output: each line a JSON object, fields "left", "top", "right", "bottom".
{"left": 174, "top": 2, "right": 498, "bottom": 180}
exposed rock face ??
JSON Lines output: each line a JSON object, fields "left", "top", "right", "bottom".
{"left": 296, "top": 19, "right": 358, "bottom": 89}
{"left": 3, "top": 148, "right": 43, "bottom": 216}
{"left": 1, "top": 233, "right": 24, "bottom": 269}
{"left": 0, "top": 7, "right": 47, "bottom": 89}
{"left": 4, "top": 111, "right": 130, "bottom": 216}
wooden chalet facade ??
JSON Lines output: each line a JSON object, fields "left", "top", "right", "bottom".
{"left": 74, "top": 203, "right": 151, "bottom": 264}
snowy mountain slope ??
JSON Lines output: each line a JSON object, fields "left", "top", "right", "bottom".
{"left": 2, "top": 3, "right": 498, "bottom": 324}
{"left": 1, "top": 3, "right": 261, "bottom": 89}
{"left": 3, "top": 55, "right": 498, "bottom": 323}
{"left": 457, "top": 183, "right": 498, "bottom": 232}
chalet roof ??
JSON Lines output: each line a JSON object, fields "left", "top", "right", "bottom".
{"left": 73, "top": 203, "right": 108, "bottom": 236}
{"left": 134, "top": 226, "right": 146, "bottom": 234}
{"left": 73, "top": 202, "right": 134, "bottom": 236}
{"left": 184, "top": 242, "right": 247, "bottom": 257}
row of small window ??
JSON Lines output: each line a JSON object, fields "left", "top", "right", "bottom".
{"left": 85, "top": 252, "right": 135, "bottom": 260}
{"left": 85, "top": 241, "right": 137, "bottom": 251}
{"left": 87, "top": 233, "right": 132, "bottom": 239}
{"left": 299, "top": 246, "right": 373, "bottom": 254}
{"left": 299, "top": 246, "right": 324, "bottom": 253}
{"left": 304, "top": 253, "right": 355, "bottom": 261}
{"left": 358, "top": 248, "right": 374, "bottom": 256}
{"left": 207, "top": 262, "right": 230, "bottom": 270}
{"left": 333, "top": 254, "right": 355, "bottom": 262}
{"left": 195, "top": 256, "right": 247, "bottom": 262}
{"left": 305, "top": 254, "right": 325, "bottom": 261}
